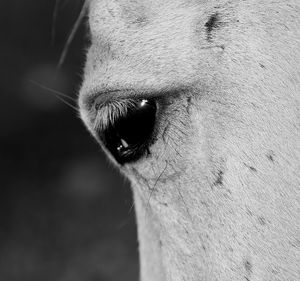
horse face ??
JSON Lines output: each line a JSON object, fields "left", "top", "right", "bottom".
{"left": 79, "top": 1, "right": 300, "bottom": 280}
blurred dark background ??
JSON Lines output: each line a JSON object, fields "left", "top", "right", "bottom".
{"left": 0, "top": 1, "right": 138, "bottom": 280}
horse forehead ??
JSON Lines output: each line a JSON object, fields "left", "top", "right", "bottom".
{"left": 85, "top": 0, "right": 299, "bottom": 92}
{"left": 88, "top": 0, "right": 205, "bottom": 31}
{"left": 89, "top": 0, "right": 199, "bottom": 12}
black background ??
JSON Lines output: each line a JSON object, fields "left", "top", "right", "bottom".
{"left": 0, "top": 1, "right": 138, "bottom": 280}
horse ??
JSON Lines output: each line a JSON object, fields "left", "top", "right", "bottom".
{"left": 79, "top": 0, "right": 300, "bottom": 280}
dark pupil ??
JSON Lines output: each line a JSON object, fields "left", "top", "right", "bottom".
{"left": 102, "top": 99, "right": 157, "bottom": 164}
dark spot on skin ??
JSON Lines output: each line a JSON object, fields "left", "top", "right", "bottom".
{"left": 258, "top": 216, "right": 266, "bottom": 225}
{"left": 244, "top": 260, "right": 253, "bottom": 273}
{"left": 122, "top": 5, "right": 149, "bottom": 27}
{"left": 250, "top": 102, "right": 258, "bottom": 108}
{"left": 246, "top": 208, "right": 253, "bottom": 216}
{"left": 159, "top": 239, "right": 163, "bottom": 248}
{"left": 187, "top": 96, "right": 192, "bottom": 104}
{"left": 245, "top": 277, "right": 250, "bottom": 281}
{"left": 266, "top": 151, "right": 275, "bottom": 162}
{"left": 243, "top": 163, "right": 257, "bottom": 172}
{"left": 213, "top": 170, "right": 224, "bottom": 186}
{"left": 259, "top": 63, "right": 266, "bottom": 68}
{"left": 269, "top": 266, "right": 280, "bottom": 275}
{"left": 289, "top": 239, "right": 300, "bottom": 248}
{"left": 205, "top": 13, "right": 220, "bottom": 33}
{"left": 186, "top": 96, "right": 193, "bottom": 114}
{"left": 205, "top": 13, "right": 221, "bottom": 41}
{"left": 131, "top": 16, "right": 148, "bottom": 26}
{"left": 159, "top": 202, "right": 168, "bottom": 207}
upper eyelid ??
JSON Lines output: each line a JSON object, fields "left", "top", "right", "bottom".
{"left": 81, "top": 84, "right": 188, "bottom": 110}
{"left": 93, "top": 99, "right": 140, "bottom": 131}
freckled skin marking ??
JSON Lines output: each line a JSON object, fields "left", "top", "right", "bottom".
{"left": 259, "top": 63, "right": 266, "bottom": 68}
{"left": 213, "top": 170, "right": 224, "bottom": 186}
{"left": 266, "top": 151, "right": 275, "bottom": 162}
{"left": 186, "top": 96, "right": 192, "bottom": 112}
{"left": 132, "top": 16, "right": 148, "bottom": 25}
{"left": 205, "top": 13, "right": 221, "bottom": 41}
{"left": 244, "top": 260, "right": 252, "bottom": 273}
{"left": 243, "top": 163, "right": 257, "bottom": 172}
{"left": 258, "top": 216, "right": 266, "bottom": 225}
{"left": 159, "top": 202, "right": 168, "bottom": 207}
{"left": 246, "top": 208, "right": 253, "bottom": 217}
{"left": 244, "top": 259, "right": 253, "bottom": 281}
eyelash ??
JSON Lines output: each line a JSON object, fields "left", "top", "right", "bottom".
{"left": 93, "top": 99, "right": 139, "bottom": 131}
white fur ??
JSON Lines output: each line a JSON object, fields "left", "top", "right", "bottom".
{"left": 79, "top": 0, "right": 300, "bottom": 280}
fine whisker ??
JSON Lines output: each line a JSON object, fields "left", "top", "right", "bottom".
{"left": 29, "top": 80, "right": 77, "bottom": 102}
{"left": 57, "top": 0, "right": 89, "bottom": 69}
{"left": 146, "top": 160, "right": 168, "bottom": 210}
{"left": 51, "top": 0, "right": 60, "bottom": 45}
{"left": 28, "top": 80, "right": 79, "bottom": 112}
{"left": 175, "top": 184, "right": 193, "bottom": 223}
{"left": 50, "top": 92, "right": 79, "bottom": 112}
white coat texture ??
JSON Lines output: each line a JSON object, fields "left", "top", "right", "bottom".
{"left": 79, "top": 1, "right": 300, "bottom": 280}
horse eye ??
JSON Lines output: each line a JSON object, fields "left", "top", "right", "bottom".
{"left": 98, "top": 98, "right": 157, "bottom": 164}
